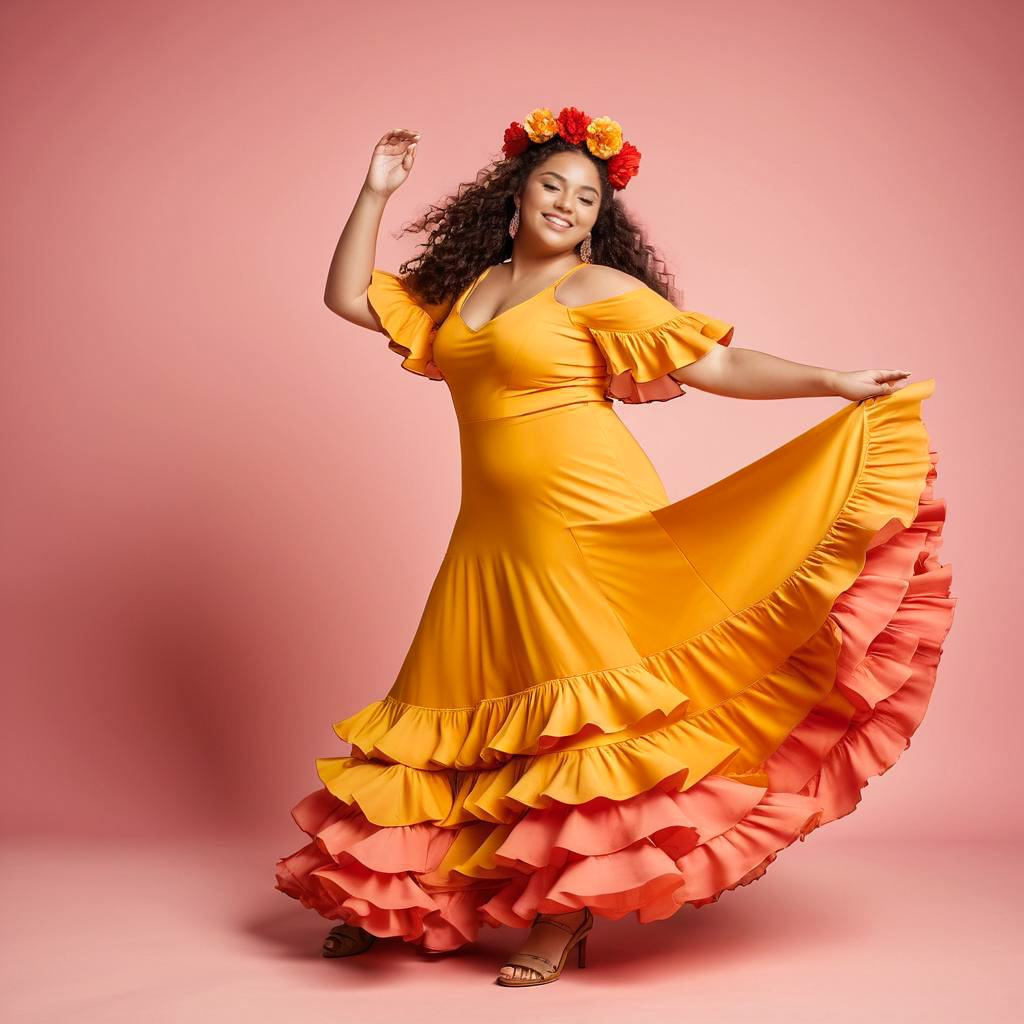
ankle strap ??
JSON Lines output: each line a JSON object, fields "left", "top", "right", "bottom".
{"left": 536, "top": 918, "right": 574, "bottom": 935}
{"left": 534, "top": 909, "right": 590, "bottom": 935}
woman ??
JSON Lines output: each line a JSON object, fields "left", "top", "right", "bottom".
{"left": 274, "top": 107, "right": 956, "bottom": 988}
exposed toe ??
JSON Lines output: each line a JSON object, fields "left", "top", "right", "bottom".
{"left": 498, "top": 964, "right": 542, "bottom": 982}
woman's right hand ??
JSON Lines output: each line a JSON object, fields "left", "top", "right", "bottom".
{"left": 364, "top": 128, "right": 421, "bottom": 198}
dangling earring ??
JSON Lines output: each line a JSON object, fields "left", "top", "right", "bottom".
{"left": 508, "top": 204, "right": 520, "bottom": 239}
{"left": 579, "top": 232, "right": 592, "bottom": 263}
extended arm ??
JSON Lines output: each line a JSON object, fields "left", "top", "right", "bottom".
{"left": 561, "top": 266, "right": 911, "bottom": 404}
{"left": 670, "top": 344, "right": 911, "bottom": 403}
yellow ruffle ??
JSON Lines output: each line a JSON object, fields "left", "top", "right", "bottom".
{"left": 317, "top": 714, "right": 743, "bottom": 827}
{"left": 586, "top": 309, "right": 735, "bottom": 383}
{"left": 332, "top": 662, "right": 693, "bottom": 771}
{"left": 365, "top": 269, "right": 447, "bottom": 380}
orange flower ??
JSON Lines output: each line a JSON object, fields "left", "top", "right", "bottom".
{"left": 585, "top": 116, "right": 624, "bottom": 160}
{"left": 523, "top": 107, "right": 558, "bottom": 144}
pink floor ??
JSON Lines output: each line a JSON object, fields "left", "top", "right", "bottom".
{"left": 3, "top": 834, "right": 1018, "bottom": 1022}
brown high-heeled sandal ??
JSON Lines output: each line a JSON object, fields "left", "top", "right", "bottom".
{"left": 321, "top": 922, "right": 377, "bottom": 958}
{"left": 495, "top": 908, "right": 593, "bottom": 987}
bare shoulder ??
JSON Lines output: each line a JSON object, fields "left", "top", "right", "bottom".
{"left": 555, "top": 264, "right": 648, "bottom": 307}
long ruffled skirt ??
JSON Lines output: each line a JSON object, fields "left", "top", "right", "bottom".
{"left": 274, "top": 379, "right": 955, "bottom": 951}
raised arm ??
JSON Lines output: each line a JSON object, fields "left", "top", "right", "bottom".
{"left": 322, "top": 128, "right": 421, "bottom": 330}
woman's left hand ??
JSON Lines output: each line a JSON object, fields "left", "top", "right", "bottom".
{"left": 832, "top": 369, "right": 912, "bottom": 402}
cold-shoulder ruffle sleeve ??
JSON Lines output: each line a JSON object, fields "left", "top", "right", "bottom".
{"left": 568, "top": 286, "right": 734, "bottom": 404}
{"left": 365, "top": 269, "right": 455, "bottom": 381}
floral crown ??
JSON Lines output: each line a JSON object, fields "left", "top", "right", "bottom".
{"left": 501, "top": 106, "right": 641, "bottom": 191}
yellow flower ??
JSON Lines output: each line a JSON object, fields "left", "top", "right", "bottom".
{"left": 585, "top": 116, "right": 624, "bottom": 159}
{"left": 523, "top": 108, "right": 558, "bottom": 143}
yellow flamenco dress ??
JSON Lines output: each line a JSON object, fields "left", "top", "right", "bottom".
{"left": 274, "top": 262, "right": 956, "bottom": 951}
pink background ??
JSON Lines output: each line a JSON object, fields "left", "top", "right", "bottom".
{"left": 2, "top": 0, "right": 1019, "bottom": 1020}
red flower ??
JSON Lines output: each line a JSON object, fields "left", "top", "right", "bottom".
{"left": 555, "top": 106, "right": 591, "bottom": 146}
{"left": 502, "top": 122, "right": 530, "bottom": 159}
{"left": 606, "top": 141, "right": 641, "bottom": 190}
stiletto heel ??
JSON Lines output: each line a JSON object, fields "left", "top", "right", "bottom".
{"left": 496, "top": 907, "right": 594, "bottom": 986}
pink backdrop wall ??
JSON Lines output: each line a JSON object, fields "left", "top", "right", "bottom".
{"left": 2, "top": 0, "right": 1018, "bottom": 845}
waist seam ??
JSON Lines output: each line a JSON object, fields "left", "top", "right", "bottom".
{"left": 461, "top": 398, "right": 613, "bottom": 425}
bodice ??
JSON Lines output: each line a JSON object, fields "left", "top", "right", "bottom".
{"left": 365, "top": 262, "right": 736, "bottom": 423}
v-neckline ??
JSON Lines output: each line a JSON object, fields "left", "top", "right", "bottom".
{"left": 456, "top": 262, "right": 587, "bottom": 334}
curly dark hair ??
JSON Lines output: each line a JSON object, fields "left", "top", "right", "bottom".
{"left": 390, "top": 135, "right": 682, "bottom": 309}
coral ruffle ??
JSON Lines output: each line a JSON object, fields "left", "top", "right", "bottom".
{"left": 762, "top": 451, "right": 953, "bottom": 823}
{"left": 274, "top": 428, "right": 954, "bottom": 950}
{"left": 275, "top": 778, "right": 825, "bottom": 951}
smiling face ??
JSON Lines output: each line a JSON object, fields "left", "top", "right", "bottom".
{"left": 516, "top": 150, "right": 603, "bottom": 255}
